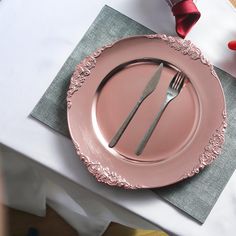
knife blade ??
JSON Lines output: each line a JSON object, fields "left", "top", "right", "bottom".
{"left": 109, "top": 63, "right": 163, "bottom": 148}
{"left": 140, "top": 63, "right": 164, "bottom": 100}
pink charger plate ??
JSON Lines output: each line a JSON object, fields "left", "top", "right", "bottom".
{"left": 67, "top": 34, "right": 227, "bottom": 189}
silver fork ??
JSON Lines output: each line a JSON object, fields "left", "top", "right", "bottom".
{"left": 135, "top": 71, "right": 186, "bottom": 156}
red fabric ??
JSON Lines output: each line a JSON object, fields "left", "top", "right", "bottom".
{"left": 228, "top": 41, "right": 236, "bottom": 51}
{"left": 172, "top": 0, "right": 201, "bottom": 38}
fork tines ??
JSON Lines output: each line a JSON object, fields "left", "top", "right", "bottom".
{"left": 171, "top": 71, "right": 185, "bottom": 91}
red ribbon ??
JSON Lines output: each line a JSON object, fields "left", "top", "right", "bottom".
{"left": 228, "top": 41, "right": 236, "bottom": 51}
{"left": 172, "top": 0, "right": 201, "bottom": 38}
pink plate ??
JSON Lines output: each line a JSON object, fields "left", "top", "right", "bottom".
{"left": 67, "top": 34, "right": 227, "bottom": 189}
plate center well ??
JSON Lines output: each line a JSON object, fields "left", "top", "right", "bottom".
{"left": 93, "top": 62, "right": 200, "bottom": 163}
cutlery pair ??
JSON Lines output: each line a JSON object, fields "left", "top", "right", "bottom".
{"left": 136, "top": 71, "right": 185, "bottom": 155}
{"left": 109, "top": 63, "right": 185, "bottom": 155}
{"left": 109, "top": 63, "right": 164, "bottom": 148}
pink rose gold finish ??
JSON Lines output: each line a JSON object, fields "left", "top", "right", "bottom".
{"left": 67, "top": 34, "right": 227, "bottom": 189}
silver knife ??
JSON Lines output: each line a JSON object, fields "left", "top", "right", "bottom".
{"left": 109, "top": 63, "right": 164, "bottom": 148}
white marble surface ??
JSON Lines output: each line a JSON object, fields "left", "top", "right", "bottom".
{"left": 1, "top": 0, "right": 236, "bottom": 235}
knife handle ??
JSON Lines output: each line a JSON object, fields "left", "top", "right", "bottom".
{"left": 109, "top": 100, "right": 142, "bottom": 148}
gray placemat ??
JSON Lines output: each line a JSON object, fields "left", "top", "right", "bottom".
{"left": 31, "top": 5, "right": 236, "bottom": 223}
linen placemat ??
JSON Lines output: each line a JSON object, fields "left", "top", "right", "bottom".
{"left": 31, "top": 5, "right": 236, "bottom": 223}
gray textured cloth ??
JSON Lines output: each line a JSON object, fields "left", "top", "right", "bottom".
{"left": 31, "top": 5, "right": 236, "bottom": 223}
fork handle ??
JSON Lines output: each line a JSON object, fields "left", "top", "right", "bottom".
{"left": 135, "top": 101, "right": 169, "bottom": 156}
